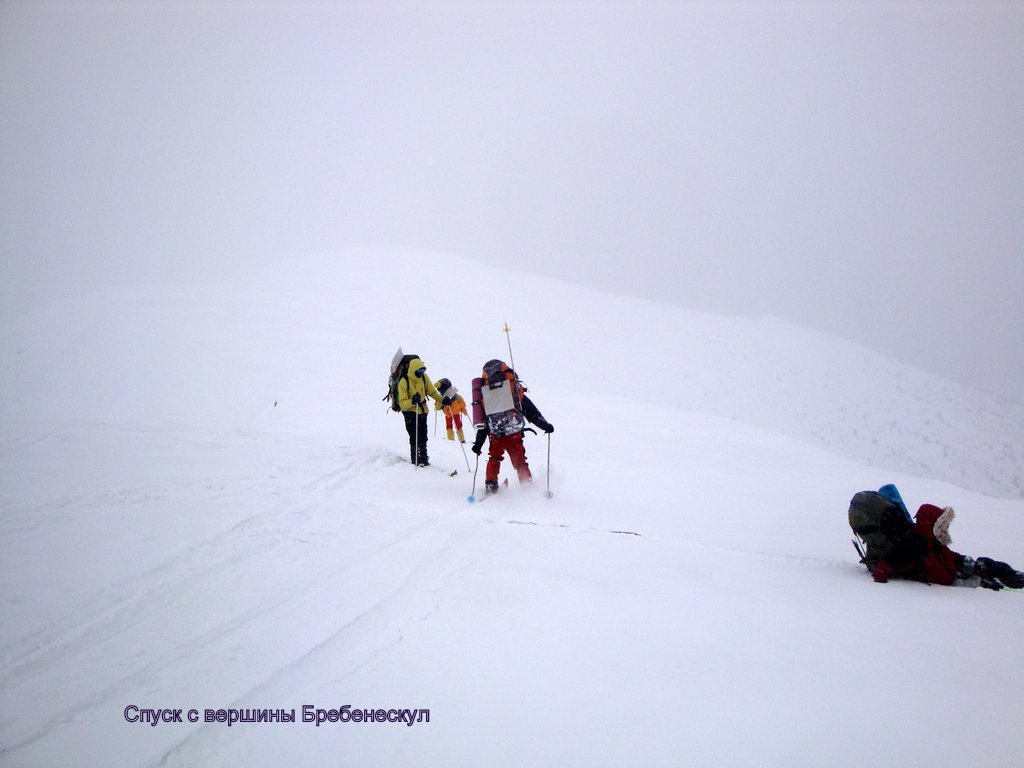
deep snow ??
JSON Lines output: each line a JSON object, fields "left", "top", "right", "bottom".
{"left": 1, "top": 249, "right": 1022, "bottom": 767}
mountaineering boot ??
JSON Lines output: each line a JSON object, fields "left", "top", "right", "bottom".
{"left": 457, "top": 428, "right": 465, "bottom": 442}
{"left": 977, "top": 557, "right": 1024, "bottom": 589}
{"left": 446, "top": 429, "right": 455, "bottom": 441}
{"left": 484, "top": 480, "right": 499, "bottom": 496}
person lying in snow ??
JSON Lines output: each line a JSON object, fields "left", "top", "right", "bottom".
{"left": 870, "top": 503, "right": 1024, "bottom": 590}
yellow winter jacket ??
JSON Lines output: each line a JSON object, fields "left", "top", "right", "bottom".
{"left": 397, "top": 357, "right": 443, "bottom": 415}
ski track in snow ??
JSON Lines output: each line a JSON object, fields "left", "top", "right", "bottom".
{"left": 486, "top": 517, "right": 862, "bottom": 576}
{"left": 155, "top": 499, "right": 477, "bottom": 766}
{"left": 1, "top": 439, "right": 403, "bottom": 755}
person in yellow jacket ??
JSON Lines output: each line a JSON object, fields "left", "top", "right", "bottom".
{"left": 435, "top": 378, "right": 468, "bottom": 442}
{"left": 397, "top": 357, "right": 443, "bottom": 466}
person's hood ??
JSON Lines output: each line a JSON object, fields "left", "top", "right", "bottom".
{"left": 914, "top": 504, "right": 954, "bottom": 546}
{"left": 933, "top": 507, "right": 955, "bottom": 547}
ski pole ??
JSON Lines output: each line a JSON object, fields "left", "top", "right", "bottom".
{"left": 544, "top": 432, "right": 553, "bottom": 499}
{"left": 467, "top": 451, "right": 480, "bottom": 502}
{"left": 458, "top": 434, "right": 471, "bottom": 472}
{"left": 503, "top": 322, "right": 517, "bottom": 372}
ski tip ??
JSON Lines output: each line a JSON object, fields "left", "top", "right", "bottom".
{"left": 467, "top": 495, "right": 476, "bottom": 504}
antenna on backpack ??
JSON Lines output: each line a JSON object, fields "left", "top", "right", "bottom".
{"left": 503, "top": 322, "right": 516, "bottom": 373}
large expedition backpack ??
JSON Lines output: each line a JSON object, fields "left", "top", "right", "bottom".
{"left": 385, "top": 347, "right": 419, "bottom": 413}
{"left": 848, "top": 489, "right": 914, "bottom": 567}
{"left": 471, "top": 359, "right": 526, "bottom": 437}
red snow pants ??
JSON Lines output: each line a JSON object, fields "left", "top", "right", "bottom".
{"left": 486, "top": 433, "right": 532, "bottom": 484}
{"left": 444, "top": 410, "right": 463, "bottom": 431}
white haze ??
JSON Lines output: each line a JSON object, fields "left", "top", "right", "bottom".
{"left": 2, "top": 0, "right": 1022, "bottom": 402}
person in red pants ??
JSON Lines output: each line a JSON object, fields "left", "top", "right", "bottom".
{"left": 470, "top": 359, "right": 553, "bottom": 495}
{"left": 435, "top": 378, "right": 469, "bottom": 442}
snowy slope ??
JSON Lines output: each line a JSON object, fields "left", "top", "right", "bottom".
{"left": 1, "top": 249, "right": 1022, "bottom": 767}
{"left": 6, "top": 249, "right": 1019, "bottom": 499}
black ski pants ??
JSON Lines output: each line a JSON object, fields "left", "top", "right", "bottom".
{"left": 403, "top": 411, "right": 429, "bottom": 465}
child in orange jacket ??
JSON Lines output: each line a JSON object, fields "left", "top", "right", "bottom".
{"left": 435, "top": 378, "right": 468, "bottom": 442}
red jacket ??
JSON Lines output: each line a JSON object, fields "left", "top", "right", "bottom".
{"left": 911, "top": 504, "right": 963, "bottom": 585}
{"left": 873, "top": 504, "right": 964, "bottom": 585}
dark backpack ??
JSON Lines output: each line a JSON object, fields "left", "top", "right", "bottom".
{"left": 385, "top": 350, "right": 419, "bottom": 413}
{"left": 848, "top": 490, "right": 914, "bottom": 566}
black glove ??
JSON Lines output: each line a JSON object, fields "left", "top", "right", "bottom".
{"left": 472, "top": 430, "right": 487, "bottom": 456}
{"left": 442, "top": 396, "right": 451, "bottom": 407}
{"left": 411, "top": 394, "right": 422, "bottom": 406}
{"left": 538, "top": 419, "right": 554, "bottom": 434}
{"left": 980, "top": 578, "right": 1005, "bottom": 591}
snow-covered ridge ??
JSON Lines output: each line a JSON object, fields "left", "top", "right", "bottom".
{"left": 474, "top": 260, "right": 1024, "bottom": 501}
{"left": 1, "top": 247, "right": 1021, "bottom": 500}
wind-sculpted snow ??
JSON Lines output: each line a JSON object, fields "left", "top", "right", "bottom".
{"left": 1, "top": 249, "right": 1022, "bottom": 766}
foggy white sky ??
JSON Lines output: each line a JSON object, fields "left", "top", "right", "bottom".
{"left": 2, "top": 0, "right": 1022, "bottom": 403}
